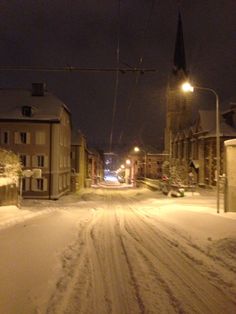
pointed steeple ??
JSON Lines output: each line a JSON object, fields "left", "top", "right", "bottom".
{"left": 173, "top": 11, "right": 187, "bottom": 76}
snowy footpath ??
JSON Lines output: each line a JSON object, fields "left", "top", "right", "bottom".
{"left": 0, "top": 187, "right": 236, "bottom": 314}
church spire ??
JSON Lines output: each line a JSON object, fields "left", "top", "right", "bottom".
{"left": 173, "top": 11, "right": 187, "bottom": 76}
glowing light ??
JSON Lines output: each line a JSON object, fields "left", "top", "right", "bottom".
{"left": 181, "top": 82, "right": 194, "bottom": 92}
{"left": 126, "top": 159, "right": 131, "bottom": 165}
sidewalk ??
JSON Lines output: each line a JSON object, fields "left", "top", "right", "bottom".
{"left": 0, "top": 205, "right": 56, "bottom": 230}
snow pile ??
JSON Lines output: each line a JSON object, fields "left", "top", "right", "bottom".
{"left": 0, "top": 205, "right": 57, "bottom": 230}
{"left": 0, "top": 177, "right": 15, "bottom": 187}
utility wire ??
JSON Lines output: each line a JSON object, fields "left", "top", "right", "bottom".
{"left": 109, "top": 0, "right": 121, "bottom": 152}
{"left": 0, "top": 65, "right": 156, "bottom": 73}
{"left": 118, "top": 0, "right": 156, "bottom": 145}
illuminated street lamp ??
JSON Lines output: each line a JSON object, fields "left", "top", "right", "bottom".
{"left": 181, "top": 82, "right": 220, "bottom": 214}
{"left": 126, "top": 159, "right": 131, "bottom": 165}
{"left": 134, "top": 146, "right": 147, "bottom": 178}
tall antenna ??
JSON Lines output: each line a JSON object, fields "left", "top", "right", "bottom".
{"left": 118, "top": 0, "right": 156, "bottom": 145}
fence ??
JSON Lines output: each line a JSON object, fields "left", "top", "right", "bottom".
{"left": 0, "top": 183, "right": 19, "bottom": 206}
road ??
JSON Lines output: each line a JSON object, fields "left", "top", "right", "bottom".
{"left": 0, "top": 187, "right": 235, "bottom": 314}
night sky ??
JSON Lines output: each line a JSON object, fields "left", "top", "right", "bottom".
{"left": 0, "top": 1, "right": 235, "bottom": 152}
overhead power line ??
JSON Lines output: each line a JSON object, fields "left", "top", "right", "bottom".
{"left": 0, "top": 65, "right": 156, "bottom": 73}
{"left": 118, "top": 0, "right": 156, "bottom": 145}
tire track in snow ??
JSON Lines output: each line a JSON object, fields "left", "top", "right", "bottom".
{"left": 133, "top": 205, "right": 236, "bottom": 298}
{"left": 46, "top": 210, "right": 101, "bottom": 314}
{"left": 118, "top": 230, "right": 146, "bottom": 313}
{"left": 46, "top": 190, "right": 236, "bottom": 314}
{"left": 117, "top": 194, "right": 236, "bottom": 313}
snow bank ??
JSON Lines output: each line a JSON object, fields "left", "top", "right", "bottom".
{"left": 0, "top": 177, "right": 15, "bottom": 187}
{"left": 0, "top": 205, "right": 57, "bottom": 230}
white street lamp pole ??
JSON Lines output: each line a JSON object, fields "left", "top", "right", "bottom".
{"left": 182, "top": 83, "right": 220, "bottom": 213}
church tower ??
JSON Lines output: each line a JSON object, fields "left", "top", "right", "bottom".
{"left": 164, "top": 11, "right": 192, "bottom": 154}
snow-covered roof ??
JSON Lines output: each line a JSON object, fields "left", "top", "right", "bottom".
{"left": 224, "top": 139, "right": 236, "bottom": 146}
{"left": 196, "top": 110, "right": 236, "bottom": 138}
{"left": 71, "top": 129, "right": 86, "bottom": 145}
{"left": 0, "top": 88, "right": 70, "bottom": 122}
{"left": 198, "top": 110, "right": 215, "bottom": 132}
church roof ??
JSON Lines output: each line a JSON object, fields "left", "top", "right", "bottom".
{"left": 173, "top": 12, "right": 187, "bottom": 76}
{"left": 197, "top": 110, "right": 236, "bottom": 137}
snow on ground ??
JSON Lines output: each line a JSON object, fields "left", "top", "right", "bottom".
{"left": 0, "top": 177, "right": 15, "bottom": 186}
{"left": 0, "top": 186, "right": 236, "bottom": 313}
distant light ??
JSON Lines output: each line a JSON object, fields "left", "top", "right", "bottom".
{"left": 182, "top": 82, "right": 194, "bottom": 92}
{"left": 126, "top": 159, "right": 131, "bottom": 165}
{"left": 134, "top": 146, "right": 140, "bottom": 152}
{"left": 121, "top": 164, "right": 125, "bottom": 169}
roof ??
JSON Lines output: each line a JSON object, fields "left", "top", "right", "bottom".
{"left": 71, "top": 129, "right": 86, "bottom": 145}
{"left": 197, "top": 110, "right": 236, "bottom": 137}
{"left": 224, "top": 139, "right": 236, "bottom": 146}
{"left": 0, "top": 88, "right": 70, "bottom": 122}
{"left": 173, "top": 11, "right": 187, "bottom": 76}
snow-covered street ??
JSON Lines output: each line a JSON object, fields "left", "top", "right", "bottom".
{"left": 0, "top": 187, "right": 236, "bottom": 314}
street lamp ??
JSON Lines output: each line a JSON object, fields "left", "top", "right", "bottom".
{"left": 134, "top": 146, "right": 147, "bottom": 178}
{"left": 181, "top": 82, "right": 220, "bottom": 214}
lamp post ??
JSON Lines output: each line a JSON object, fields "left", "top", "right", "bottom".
{"left": 134, "top": 146, "right": 147, "bottom": 178}
{"left": 182, "top": 82, "right": 220, "bottom": 214}
{"left": 125, "top": 159, "right": 131, "bottom": 184}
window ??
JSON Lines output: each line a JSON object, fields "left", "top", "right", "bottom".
{"left": 20, "top": 132, "right": 27, "bottom": 144}
{"left": 35, "top": 131, "right": 46, "bottom": 145}
{"left": 32, "top": 155, "right": 47, "bottom": 168}
{"left": 2, "top": 131, "right": 9, "bottom": 144}
{"left": 15, "top": 132, "right": 30, "bottom": 144}
{"left": 37, "top": 155, "right": 44, "bottom": 167}
{"left": 22, "top": 178, "right": 30, "bottom": 192}
{"left": 22, "top": 106, "right": 32, "bottom": 117}
{"left": 32, "top": 178, "right": 47, "bottom": 192}
{"left": 19, "top": 154, "right": 30, "bottom": 167}
{"left": 22, "top": 178, "right": 26, "bottom": 191}
{"left": 59, "top": 176, "right": 63, "bottom": 190}
{"left": 20, "top": 155, "right": 27, "bottom": 167}
{"left": 36, "top": 179, "right": 44, "bottom": 191}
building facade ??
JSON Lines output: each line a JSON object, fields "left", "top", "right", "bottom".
{"left": 71, "top": 129, "right": 88, "bottom": 190}
{"left": 0, "top": 83, "right": 71, "bottom": 199}
{"left": 171, "top": 109, "right": 236, "bottom": 186}
{"left": 164, "top": 11, "right": 236, "bottom": 187}
{"left": 88, "top": 148, "right": 104, "bottom": 185}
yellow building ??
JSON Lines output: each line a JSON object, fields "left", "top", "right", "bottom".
{"left": 0, "top": 83, "right": 71, "bottom": 199}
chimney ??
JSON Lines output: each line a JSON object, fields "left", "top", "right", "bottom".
{"left": 32, "top": 83, "right": 46, "bottom": 96}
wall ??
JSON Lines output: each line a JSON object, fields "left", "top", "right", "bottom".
{"left": 0, "top": 183, "right": 18, "bottom": 206}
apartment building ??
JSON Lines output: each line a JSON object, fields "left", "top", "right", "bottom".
{"left": 71, "top": 129, "right": 88, "bottom": 190}
{"left": 0, "top": 83, "right": 71, "bottom": 199}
